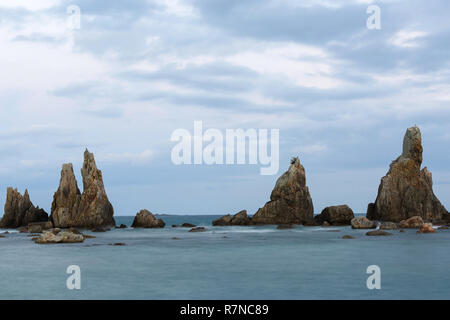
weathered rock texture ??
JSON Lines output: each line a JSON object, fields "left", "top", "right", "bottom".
{"left": 212, "top": 210, "right": 251, "bottom": 226}
{"left": 351, "top": 217, "right": 377, "bottom": 229}
{"left": 314, "top": 205, "right": 354, "bottom": 226}
{"left": 34, "top": 229, "right": 85, "bottom": 244}
{"left": 398, "top": 216, "right": 424, "bottom": 229}
{"left": 131, "top": 210, "right": 165, "bottom": 228}
{"left": 367, "top": 126, "right": 448, "bottom": 222}
{"left": 252, "top": 157, "right": 314, "bottom": 225}
{"left": 0, "top": 188, "right": 48, "bottom": 228}
{"left": 50, "top": 150, "right": 115, "bottom": 228}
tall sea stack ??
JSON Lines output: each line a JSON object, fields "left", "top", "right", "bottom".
{"left": 367, "top": 126, "right": 448, "bottom": 222}
{"left": 50, "top": 149, "right": 115, "bottom": 228}
{"left": 252, "top": 157, "right": 314, "bottom": 224}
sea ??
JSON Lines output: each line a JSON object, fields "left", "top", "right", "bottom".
{"left": 1, "top": 214, "right": 450, "bottom": 300}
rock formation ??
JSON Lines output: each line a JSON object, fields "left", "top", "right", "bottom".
{"left": 212, "top": 210, "right": 251, "bottom": 226}
{"left": 351, "top": 216, "right": 377, "bottom": 229}
{"left": 419, "top": 223, "right": 436, "bottom": 233}
{"left": 50, "top": 149, "right": 115, "bottom": 228}
{"left": 314, "top": 205, "right": 354, "bottom": 226}
{"left": 251, "top": 157, "right": 314, "bottom": 225}
{"left": 398, "top": 216, "right": 424, "bottom": 229}
{"left": 131, "top": 210, "right": 165, "bottom": 228}
{"left": 0, "top": 188, "right": 48, "bottom": 228}
{"left": 367, "top": 126, "right": 448, "bottom": 222}
{"left": 34, "top": 229, "right": 85, "bottom": 244}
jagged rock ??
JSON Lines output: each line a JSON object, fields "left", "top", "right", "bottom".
{"left": 380, "top": 222, "right": 398, "bottom": 230}
{"left": 351, "top": 217, "right": 377, "bottom": 229}
{"left": 0, "top": 188, "right": 48, "bottom": 228}
{"left": 131, "top": 210, "right": 165, "bottom": 228}
{"left": 367, "top": 127, "right": 448, "bottom": 222}
{"left": 366, "top": 230, "right": 393, "bottom": 236}
{"left": 212, "top": 210, "right": 251, "bottom": 226}
{"left": 252, "top": 158, "right": 314, "bottom": 225}
{"left": 314, "top": 205, "right": 354, "bottom": 226}
{"left": 418, "top": 223, "right": 436, "bottom": 233}
{"left": 50, "top": 150, "right": 115, "bottom": 229}
{"left": 399, "top": 216, "right": 424, "bottom": 229}
{"left": 34, "top": 230, "right": 84, "bottom": 244}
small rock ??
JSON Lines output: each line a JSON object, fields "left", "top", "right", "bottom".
{"left": 131, "top": 210, "right": 165, "bottom": 228}
{"left": 380, "top": 222, "right": 398, "bottom": 230}
{"left": 90, "top": 227, "right": 111, "bottom": 232}
{"left": 314, "top": 205, "right": 355, "bottom": 226}
{"left": 399, "top": 216, "right": 424, "bottom": 229}
{"left": 0, "top": 235, "right": 5, "bottom": 238}
{"left": 172, "top": 237, "right": 181, "bottom": 240}
{"left": 366, "top": 230, "right": 393, "bottom": 236}
{"left": 418, "top": 223, "right": 436, "bottom": 233}
{"left": 181, "top": 223, "right": 196, "bottom": 228}
{"left": 189, "top": 227, "right": 206, "bottom": 233}
{"left": 115, "top": 224, "right": 127, "bottom": 229}
{"left": 399, "top": 229, "right": 406, "bottom": 233}
{"left": 34, "top": 230, "right": 85, "bottom": 244}
{"left": 83, "top": 234, "right": 96, "bottom": 239}
{"left": 109, "top": 243, "right": 126, "bottom": 246}
{"left": 322, "top": 221, "right": 331, "bottom": 227}
{"left": 342, "top": 235, "right": 355, "bottom": 239}
{"left": 438, "top": 226, "right": 449, "bottom": 230}
{"left": 351, "top": 217, "right": 377, "bottom": 229}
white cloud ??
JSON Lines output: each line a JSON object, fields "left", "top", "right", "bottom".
{"left": 0, "top": 0, "right": 61, "bottom": 11}
{"left": 100, "top": 150, "right": 154, "bottom": 165}
{"left": 389, "top": 30, "right": 428, "bottom": 48}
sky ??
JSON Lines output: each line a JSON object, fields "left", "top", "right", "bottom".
{"left": 0, "top": 0, "right": 449, "bottom": 216}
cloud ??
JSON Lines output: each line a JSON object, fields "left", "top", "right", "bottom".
{"left": 389, "top": 30, "right": 428, "bottom": 48}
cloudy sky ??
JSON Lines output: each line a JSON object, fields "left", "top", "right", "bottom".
{"left": 0, "top": 0, "right": 449, "bottom": 216}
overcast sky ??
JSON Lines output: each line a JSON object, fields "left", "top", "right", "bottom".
{"left": 0, "top": 0, "right": 449, "bottom": 216}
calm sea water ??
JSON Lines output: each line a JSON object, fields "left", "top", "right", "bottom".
{"left": 1, "top": 214, "right": 450, "bottom": 300}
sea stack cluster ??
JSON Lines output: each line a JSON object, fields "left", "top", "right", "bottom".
{"left": 0, "top": 149, "right": 116, "bottom": 234}
{"left": 51, "top": 150, "right": 115, "bottom": 228}
{"left": 213, "top": 126, "right": 448, "bottom": 228}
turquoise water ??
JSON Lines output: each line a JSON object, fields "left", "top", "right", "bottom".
{"left": 1, "top": 215, "right": 450, "bottom": 300}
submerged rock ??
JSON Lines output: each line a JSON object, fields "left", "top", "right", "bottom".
{"left": 351, "top": 217, "right": 377, "bottom": 229}
{"left": 399, "top": 216, "right": 424, "bottom": 229}
{"left": 342, "top": 235, "right": 355, "bottom": 239}
{"left": 367, "top": 127, "right": 448, "bottom": 222}
{"left": 50, "top": 150, "right": 115, "bottom": 229}
{"left": 131, "top": 210, "right": 165, "bottom": 228}
{"left": 252, "top": 157, "right": 314, "bottom": 225}
{"left": 0, "top": 188, "right": 48, "bottom": 229}
{"left": 276, "top": 224, "right": 296, "bottom": 230}
{"left": 314, "top": 205, "right": 354, "bottom": 226}
{"left": 366, "top": 230, "right": 393, "bottom": 236}
{"left": 189, "top": 227, "right": 206, "bottom": 232}
{"left": 212, "top": 210, "right": 251, "bottom": 226}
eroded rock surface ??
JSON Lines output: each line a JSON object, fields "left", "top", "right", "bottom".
{"left": 367, "top": 127, "right": 448, "bottom": 222}
{"left": 50, "top": 150, "right": 115, "bottom": 229}
{"left": 131, "top": 210, "right": 165, "bottom": 228}
{"left": 212, "top": 210, "right": 251, "bottom": 226}
{"left": 351, "top": 216, "right": 377, "bottom": 229}
{"left": 314, "top": 205, "right": 354, "bottom": 226}
{"left": 0, "top": 188, "right": 48, "bottom": 228}
{"left": 252, "top": 158, "right": 314, "bottom": 225}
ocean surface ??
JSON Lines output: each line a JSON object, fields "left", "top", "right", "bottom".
{"left": 1, "top": 214, "right": 450, "bottom": 300}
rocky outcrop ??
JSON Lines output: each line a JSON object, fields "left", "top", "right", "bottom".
{"left": 251, "top": 157, "right": 314, "bottom": 225}
{"left": 28, "top": 221, "right": 53, "bottom": 233}
{"left": 212, "top": 210, "right": 251, "bottom": 226}
{"left": 367, "top": 127, "right": 448, "bottom": 222}
{"left": 399, "top": 216, "right": 424, "bottom": 229}
{"left": 34, "top": 229, "right": 84, "bottom": 244}
{"left": 50, "top": 150, "right": 115, "bottom": 229}
{"left": 351, "top": 216, "right": 377, "bottom": 229}
{"left": 189, "top": 227, "right": 206, "bottom": 232}
{"left": 314, "top": 205, "right": 354, "bottom": 226}
{"left": 0, "top": 188, "right": 48, "bottom": 228}
{"left": 131, "top": 210, "right": 165, "bottom": 228}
